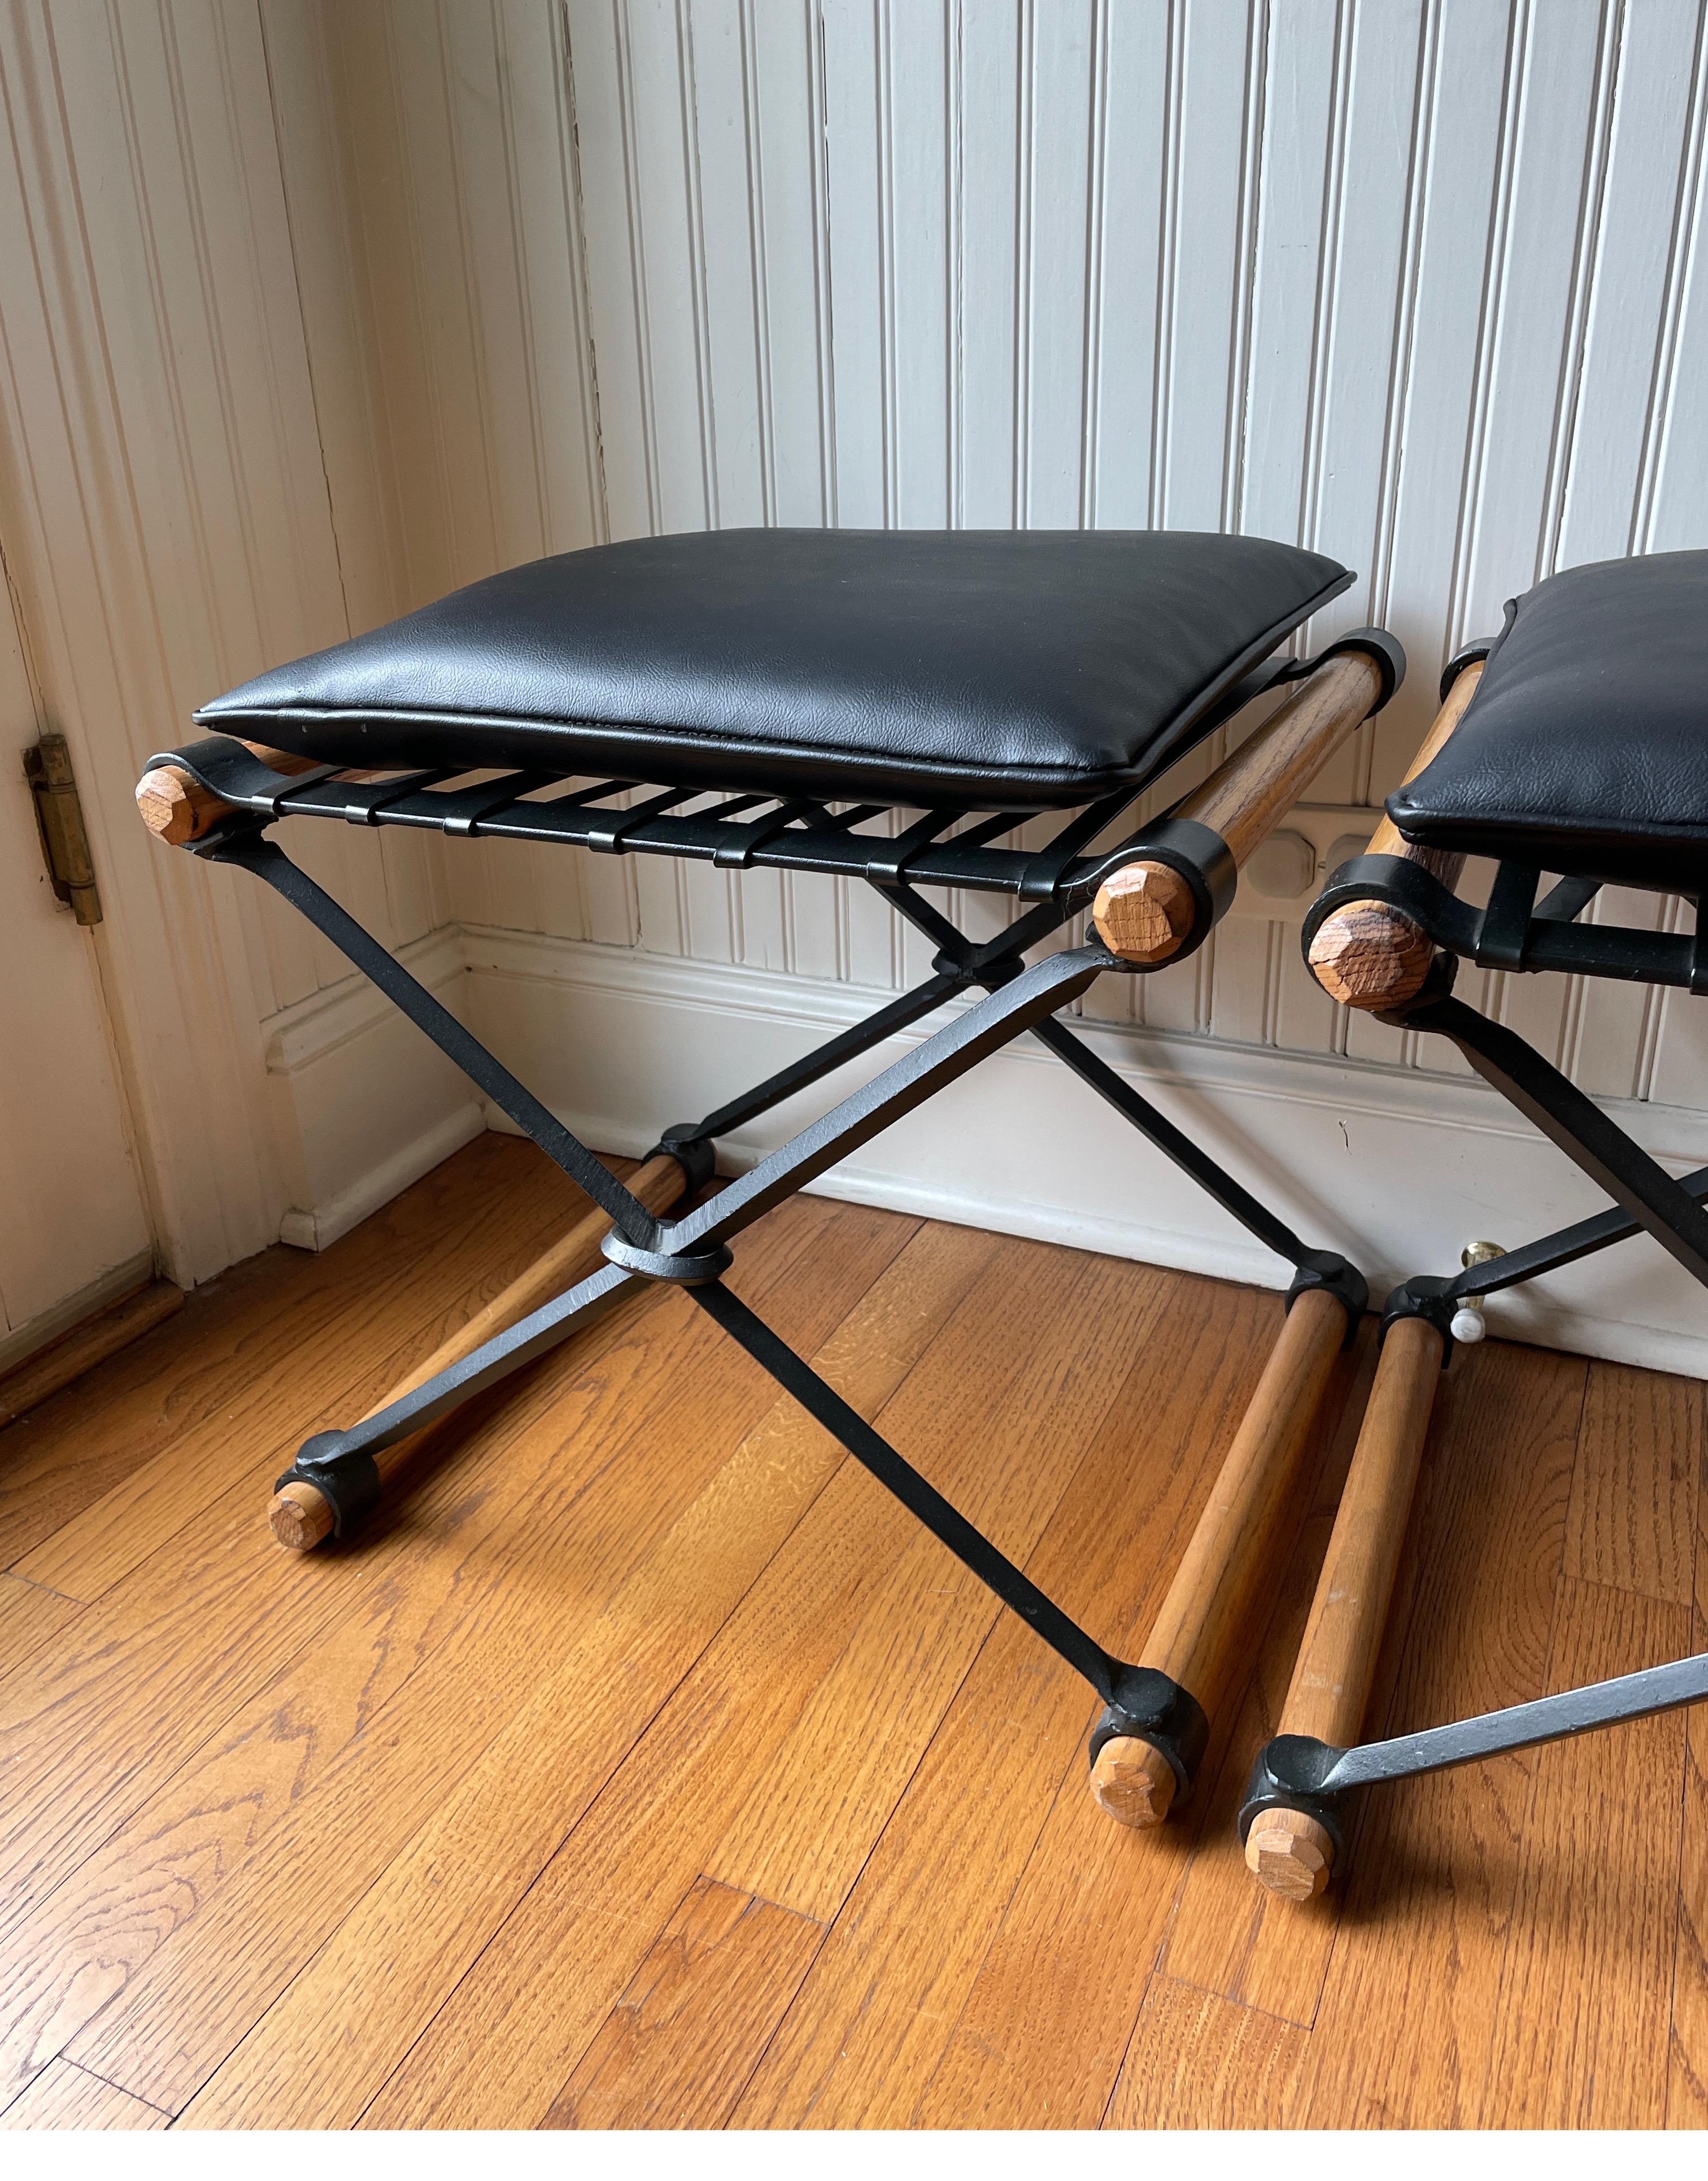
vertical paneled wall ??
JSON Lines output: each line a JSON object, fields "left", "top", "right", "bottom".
{"left": 281, "top": 0, "right": 1707, "bottom": 1099}
{"left": 4, "top": 0, "right": 1704, "bottom": 1330}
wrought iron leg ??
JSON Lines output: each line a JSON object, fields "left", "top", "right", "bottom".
{"left": 692, "top": 1277, "right": 1209, "bottom": 1791}
{"left": 1402, "top": 990, "right": 1708, "bottom": 1289}
{"left": 211, "top": 833, "right": 659, "bottom": 1241}
{"left": 275, "top": 1261, "right": 640, "bottom": 1535}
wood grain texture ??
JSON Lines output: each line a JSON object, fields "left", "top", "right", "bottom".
{"left": 1270, "top": 1316, "right": 1443, "bottom": 1749}
{"left": 1564, "top": 1363, "right": 1702, "bottom": 1605}
{"left": 1157, "top": 1321, "right": 1383, "bottom": 2024}
{"left": 543, "top": 1879, "right": 821, "bottom": 2130}
{"left": 268, "top": 1151, "right": 691, "bottom": 1548}
{"left": 101, "top": 1200, "right": 912, "bottom": 2122}
{"left": 738, "top": 1282, "right": 1288, "bottom": 2129}
{"left": 1132, "top": 1287, "right": 1348, "bottom": 1734}
{"left": 134, "top": 744, "right": 323, "bottom": 847}
{"left": 7, "top": 1134, "right": 580, "bottom": 1596}
{"left": 352, "top": 1221, "right": 1010, "bottom": 2131}
{"left": 1480, "top": 1577, "right": 1690, "bottom": 2127}
{"left": 0, "top": 2056, "right": 167, "bottom": 2131}
{"left": 1177, "top": 653, "right": 1381, "bottom": 865}
{"left": 704, "top": 1247, "right": 1149, "bottom": 1919}
{"left": 0, "top": 1283, "right": 184, "bottom": 1429}
{"left": 1306, "top": 663, "right": 1482, "bottom": 1010}
{"left": 1672, "top": 1596, "right": 1708, "bottom": 2128}
{"left": 0, "top": 1577, "right": 83, "bottom": 1684}
{"left": 1294, "top": 1344, "right": 1587, "bottom": 2126}
{"left": 0, "top": 1138, "right": 1698, "bottom": 2130}
{"left": 1105, "top": 1975, "right": 1305, "bottom": 2130}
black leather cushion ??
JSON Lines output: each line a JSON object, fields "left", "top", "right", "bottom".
{"left": 197, "top": 528, "right": 1350, "bottom": 809}
{"left": 1389, "top": 550, "right": 1708, "bottom": 891}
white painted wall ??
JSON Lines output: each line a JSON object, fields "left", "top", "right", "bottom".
{"left": 3, "top": 1, "right": 1706, "bottom": 1368}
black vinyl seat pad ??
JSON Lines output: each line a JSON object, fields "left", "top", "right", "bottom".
{"left": 195, "top": 527, "right": 1352, "bottom": 812}
{"left": 1388, "top": 549, "right": 1708, "bottom": 894}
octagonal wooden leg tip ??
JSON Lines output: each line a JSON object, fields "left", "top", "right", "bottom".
{"left": 1089, "top": 1735, "right": 1178, "bottom": 1828}
{"left": 1244, "top": 1808, "right": 1335, "bottom": 1900}
{"left": 269, "top": 1480, "right": 334, "bottom": 1552}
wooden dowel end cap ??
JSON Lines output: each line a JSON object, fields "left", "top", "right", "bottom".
{"left": 269, "top": 1479, "right": 334, "bottom": 1552}
{"left": 1244, "top": 1808, "right": 1335, "bottom": 1899}
{"left": 1092, "top": 863, "right": 1198, "bottom": 967}
{"left": 1089, "top": 1735, "right": 1177, "bottom": 1827}
{"left": 136, "top": 766, "right": 210, "bottom": 848}
{"left": 1307, "top": 902, "right": 1436, "bottom": 1010}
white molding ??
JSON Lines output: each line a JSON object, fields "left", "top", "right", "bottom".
{"left": 261, "top": 924, "right": 467, "bottom": 1073}
{"left": 0, "top": 1250, "right": 158, "bottom": 1378}
{"left": 277, "top": 1105, "right": 485, "bottom": 1253}
{"left": 260, "top": 924, "right": 483, "bottom": 1252}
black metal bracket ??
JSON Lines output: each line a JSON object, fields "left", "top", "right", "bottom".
{"left": 1393, "top": 989, "right": 1708, "bottom": 1292}
{"left": 1238, "top": 1735, "right": 1347, "bottom": 1857}
{"left": 648, "top": 1131, "right": 718, "bottom": 1191}
{"left": 1087, "top": 1669, "right": 1212, "bottom": 1804}
{"left": 1286, "top": 1251, "right": 1369, "bottom": 1342}
{"left": 1077, "top": 815, "right": 1239, "bottom": 968}
{"left": 1304, "top": 850, "right": 1705, "bottom": 993}
{"left": 1244, "top": 1647, "right": 1708, "bottom": 1846}
{"left": 1380, "top": 1274, "right": 1458, "bottom": 1363}
{"left": 273, "top": 1437, "right": 382, "bottom": 1542}
{"left": 1323, "top": 625, "right": 1406, "bottom": 713}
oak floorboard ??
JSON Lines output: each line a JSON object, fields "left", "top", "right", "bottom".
{"left": 0, "top": 2056, "right": 168, "bottom": 2131}
{"left": 1479, "top": 1576, "right": 1689, "bottom": 2128}
{"left": 739, "top": 1279, "right": 1284, "bottom": 2130}
{"left": 1104, "top": 1974, "right": 1305, "bottom": 2129}
{"left": 355, "top": 1235, "right": 1137, "bottom": 2130}
{"left": 0, "top": 1261, "right": 681, "bottom": 2105}
{"left": 0, "top": 1134, "right": 1694, "bottom": 2132}
{"left": 81, "top": 1198, "right": 910, "bottom": 2119}
{"left": 1562, "top": 1362, "right": 1701, "bottom": 1607}
{"left": 0, "top": 1163, "right": 709, "bottom": 1945}
{"left": 542, "top": 1878, "right": 822, "bottom": 2130}
{"left": 1667, "top": 1411, "right": 1708, "bottom": 2129}
{"left": 0, "top": 1575, "right": 83, "bottom": 1683}
{"left": 0, "top": 1134, "right": 548, "bottom": 1583}
{"left": 907, "top": 1300, "right": 1369, "bottom": 2127}
{"left": 14, "top": 1138, "right": 607, "bottom": 1603}
{"left": 1292, "top": 1343, "right": 1586, "bottom": 2128}
{"left": 1671, "top": 1621, "right": 1708, "bottom": 2127}
{"left": 702, "top": 1247, "right": 1153, "bottom": 1919}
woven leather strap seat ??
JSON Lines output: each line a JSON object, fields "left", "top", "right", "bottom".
{"left": 197, "top": 526, "right": 1351, "bottom": 809}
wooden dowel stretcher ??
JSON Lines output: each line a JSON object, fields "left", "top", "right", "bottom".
{"left": 1091, "top": 1285, "right": 1350, "bottom": 1825}
{"left": 136, "top": 741, "right": 325, "bottom": 846}
{"left": 1092, "top": 648, "right": 1385, "bottom": 966}
{"left": 269, "top": 1152, "right": 689, "bottom": 1550}
{"left": 1305, "top": 659, "right": 1485, "bottom": 1011}
{"left": 1244, "top": 1313, "right": 1443, "bottom": 1897}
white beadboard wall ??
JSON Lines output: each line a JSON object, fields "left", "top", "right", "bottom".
{"left": 252, "top": 0, "right": 1708, "bottom": 1365}
{"left": 3, "top": 1, "right": 1706, "bottom": 1363}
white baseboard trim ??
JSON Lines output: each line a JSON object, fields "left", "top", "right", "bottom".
{"left": 276, "top": 1103, "right": 486, "bottom": 1252}
{"left": 262, "top": 925, "right": 485, "bottom": 1252}
{"left": 0, "top": 1247, "right": 157, "bottom": 1377}
{"left": 258, "top": 916, "right": 1708, "bottom": 1374}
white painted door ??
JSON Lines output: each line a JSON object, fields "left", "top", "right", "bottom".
{"left": 0, "top": 585, "right": 154, "bottom": 1369}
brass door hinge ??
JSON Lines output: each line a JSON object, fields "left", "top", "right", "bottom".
{"left": 24, "top": 734, "right": 101, "bottom": 926}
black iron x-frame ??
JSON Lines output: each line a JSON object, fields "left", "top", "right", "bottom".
{"left": 164, "top": 680, "right": 1380, "bottom": 1800}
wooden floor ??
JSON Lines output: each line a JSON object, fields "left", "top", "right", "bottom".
{"left": 0, "top": 1130, "right": 1702, "bottom": 2131}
